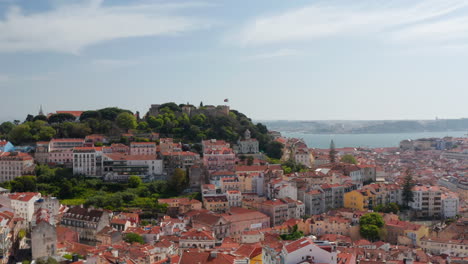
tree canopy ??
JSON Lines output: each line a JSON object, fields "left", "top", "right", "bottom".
{"left": 116, "top": 112, "right": 137, "bottom": 131}
{"left": 402, "top": 171, "right": 415, "bottom": 208}
{"left": 123, "top": 233, "right": 144, "bottom": 244}
{"left": 341, "top": 154, "right": 357, "bottom": 164}
{"left": 359, "top": 212, "right": 384, "bottom": 241}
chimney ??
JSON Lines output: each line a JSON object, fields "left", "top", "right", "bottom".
{"left": 112, "top": 249, "right": 119, "bottom": 258}
{"left": 210, "top": 252, "right": 217, "bottom": 258}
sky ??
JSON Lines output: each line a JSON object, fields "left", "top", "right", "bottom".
{"left": 1, "top": 0, "right": 468, "bottom": 122}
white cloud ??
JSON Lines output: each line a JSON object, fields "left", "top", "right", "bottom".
{"left": 233, "top": 0, "right": 468, "bottom": 46}
{"left": 390, "top": 17, "right": 468, "bottom": 44}
{"left": 91, "top": 59, "right": 138, "bottom": 69}
{"left": 0, "top": 0, "right": 211, "bottom": 54}
{"left": 244, "top": 49, "right": 299, "bottom": 60}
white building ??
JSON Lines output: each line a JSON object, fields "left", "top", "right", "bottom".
{"left": 73, "top": 147, "right": 103, "bottom": 176}
{"left": 268, "top": 179, "right": 297, "bottom": 200}
{"left": 8, "top": 192, "right": 41, "bottom": 223}
{"left": 302, "top": 189, "right": 326, "bottom": 215}
{"left": 0, "top": 152, "right": 35, "bottom": 182}
{"left": 226, "top": 190, "right": 242, "bottom": 208}
{"left": 294, "top": 148, "right": 313, "bottom": 168}
{"left": 263, "top": 237, "right": 337, "bottom": 264}
{"left": 442, "top": 192, "right": 459, "bottom": 219}
{"left": 410, "top": 185, "right": 442, "bottom": 219}
{"left": 235, "top": 129, "right": 259, "bottom": 154}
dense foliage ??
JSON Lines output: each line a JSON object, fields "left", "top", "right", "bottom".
{"left": 341, "top": 154, "right": 357, "bottom": 164}
{"left": 402, "top": 171, "right": 415, "bottom": 208}
{"left": 280, "top": 225, "right": 304, "bottom": 240}
{"left": 0, "top": 104, "right": 281, "bottom": 159}
{"left": 374, "top": 203, "right": 400, "bottom": 214}
{"left": 0, "top": 165, "right": 194, "bottom": 213}
{"left": 123, "top": 233, "right": 144, "bottom": 244}
{"left": 359, "top": 212, "right": 384, "bottom": 241}
{"left": 281, "top": 159, "right": 308, "bottom": 174}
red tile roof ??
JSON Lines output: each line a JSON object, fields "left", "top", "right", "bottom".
{"left": 9, "top": 192, "right": 39, "bottom": 202}
{"left": 56, "top": 111, "right": 84, "bottom": 117}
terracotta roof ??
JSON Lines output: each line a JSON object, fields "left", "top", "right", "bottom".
{"left": 56, "top": 111, "right": 84, "bottom": 117}
{"left": 284, "top": 237, "right": 314, "bottom": 253}
{"left": 9, "top": 192, "right": 39, "bottom": 202}
{"left": 0, "top": 152, "right": 34, "bottom": 161}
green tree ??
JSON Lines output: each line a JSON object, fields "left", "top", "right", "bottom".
{"left": 265, "top": 141, "right": 283, "bottom": 160}
{"left": 98, "top": 107, "right": 132, "bottom": 121}
{"left": 137, "top": 121, "right": 149, "bottom": 131}
{"left": 147, "top": 116, "right": 164, "bottom": 130}
{"left": 48, "top": 113, "right": 76, "bottom": 123}
{"left": 8, "top": 124, "right": 32, "bottom": 144}
{"left": 359, "top": 212, "right": 384, "bottom": 241}
{"left": 0, "top": 122, "right": 15, "bottom": 135}
{"left": 128, "top": 176, "right": 142, "bottom": 188}
{"left": 159, "top": 102, "right": 181, "bottom": 112}
{"left": 10, "top": 175, "right": 37, "bottom": 192}
{"left": 360, "top": 212, "right": 384, "bottom": 227}
{"left": 123, "top": 233, "right": 144, "bottom": 244}
{"left": 33, "top": 115, "right": 48, "bottom": 122}
{"left": 79, "top": 110, "right": 100, "bottom": 121}
{"left": 280, "top": 225, "right": 304, "bottom": 240}
{"left": 402, "top": 171, "right": 415, "bottom": 208}
{"left": 375, "top": 203, "right": 400, "bottom": 214}
{"left": 329, "top": 140, "right": 337, "bottom": 163}
{"left": 360, "top": 224, "right": 381, "bottom": 241}
{"left": 341, "top": 154, "right": 357, "bottom": 164}
{"left": 38, "top": 126, "right": 56, "bottom": 141}
{"left": 116, "top": 112, "right": 137, "bottom": 131}
{"left": 169, "top": 168, "right": 188, "bottom": 194}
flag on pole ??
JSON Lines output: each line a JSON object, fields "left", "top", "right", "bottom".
{"left": 224, "top": 98, "right": 229, "bottom": 102}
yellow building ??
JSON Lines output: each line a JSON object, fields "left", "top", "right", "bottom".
{"left": 235, "top": 243, "right": 263, "bottom": 264}
{"left": 385, "top": 219, "right": 429, "bottom": 246}
{"left": 250, "top": 251, "right": 262, "bottom": 264}
{"left": 203, "top": 195, "right": 229, "bottom": 212}
{"left": 344, "top": 189, "right": 376, "bottom": 211}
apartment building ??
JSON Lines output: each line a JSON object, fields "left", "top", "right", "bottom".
{"left": 73, "top": 147, "right": 103, "bottom": 176}
{"left": 0, "top": 152, "right": 35, "bottom": 182}
{"left": 259, "top": 198, "right": 304, "bottom": 227}
{"left": 410, "top": 186, "right": 442, "bottom": 219}
{"left": 129, "top": 142, "right": 156, "bottom": 156}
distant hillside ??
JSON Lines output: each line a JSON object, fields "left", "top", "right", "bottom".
{"left": 1, "top": 103, "right": 281, "bottom": 157}
{"left": 262, "top": 119, "right": 468, "bottom": 134}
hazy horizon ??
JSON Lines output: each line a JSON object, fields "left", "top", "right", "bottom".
{"left": 1, "top": 0, "right": 468, "bottom": 122}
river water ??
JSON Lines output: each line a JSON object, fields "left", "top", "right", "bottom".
{"left": 280, "top": 131, "right": 468, "bottom": 149}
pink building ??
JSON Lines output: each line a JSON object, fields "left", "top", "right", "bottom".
{"left": 48, "top": 138, "right": 85, "bottom": 167}
{"left": 130, "top": 142, "right": 156, "bottom": 156}
{"left": 203, "top": 147, "right": 235, "bottom": 172}
{"left": 109, "top": 143, "right": 130, "bottom": 154}
{"left": 222, "top": 207, "right": 270, "bottom": 237}
{"left": 202, "top": 139, "right": 230, "bottom": 153}
{"left": 159, "top": 138, "right": 174, "bottom": 153}
{"left": 0, "top": 152, "right": 35, "bottom": 182}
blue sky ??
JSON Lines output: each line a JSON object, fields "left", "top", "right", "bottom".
{"left": 1, "top": 0, "right": 468, "bottom": 122}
